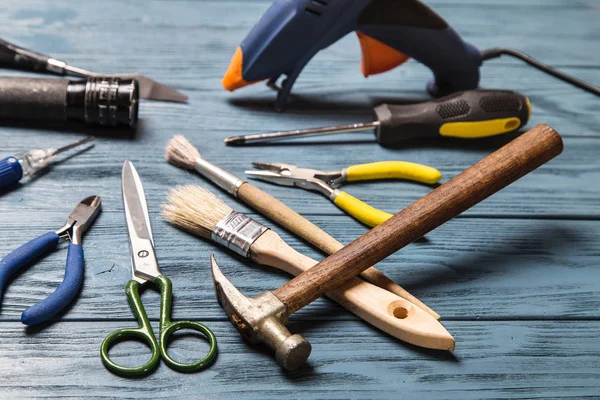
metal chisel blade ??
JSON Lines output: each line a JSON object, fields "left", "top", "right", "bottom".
{"left": 107, "top": 73, "right": 188, "bottom": 102}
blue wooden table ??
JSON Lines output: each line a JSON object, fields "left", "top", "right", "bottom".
{"left": 0, "top": 1, "right": 599, "bottom": 398}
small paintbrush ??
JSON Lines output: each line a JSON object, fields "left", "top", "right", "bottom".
{"left": 162, "top": 185, "right": 454, "bottom": 350}
{"left": 165, "top": 135, "right": 440, "bottom": 320}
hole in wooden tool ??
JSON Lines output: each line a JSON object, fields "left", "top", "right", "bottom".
{"left": 388, "top": 301, "right": 410, "bottom": 319}
{"left": 393, "top": 307, "right": 408, "bottom": 319}
{"left": 505, "top": 119, "right": 519, "bottom": 130}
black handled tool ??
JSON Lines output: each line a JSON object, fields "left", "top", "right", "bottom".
{"left": 0, "top": 38, "right": 187, "bottom": 102}
{"left": 0, "top": 76, "right": 138, "bottom": 128}
{"left": 224, "top": 89, "right": 531, "bottom": 147}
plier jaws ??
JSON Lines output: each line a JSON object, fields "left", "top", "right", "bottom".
{"left": 55, "top": 196, "right": 102, "bottom": 245}
{"left": 247, "top": 162, "right": 339, "bottom": 197}
{"left": 247, "top": 161, "right": 442, "bottom": 228}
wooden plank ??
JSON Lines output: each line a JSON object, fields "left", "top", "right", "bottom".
{"left": 0, "top": 320, "right": 598, "bottom": 399}
{"left": 0, "top": 215, "right": 598, "bottom": 321}
{"left": 0, "top": 133, "right": 598, "bottom": 218}
{"left": 0, "top": 0, "right": 597, "bottom": 66}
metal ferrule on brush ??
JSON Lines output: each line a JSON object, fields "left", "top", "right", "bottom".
{"left": 211, "top": 211, "right": 268, "bottom": 257}
{"left": 194, "top": 158, "right": 245, "bottom": 195}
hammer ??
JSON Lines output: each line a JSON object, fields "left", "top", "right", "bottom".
{"left": 211, "top": 124, "right": 563, "bottom": 370}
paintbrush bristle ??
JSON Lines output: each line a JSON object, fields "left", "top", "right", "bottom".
{"left": 165, "top": 135, "right": 201, "bottom": 170}
{"left": 162, "top": 185, "right": 233, "bottom": 239}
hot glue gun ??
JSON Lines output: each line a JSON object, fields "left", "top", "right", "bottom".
{"left": 222, "top": 0, "right": 599, "bottom": 110}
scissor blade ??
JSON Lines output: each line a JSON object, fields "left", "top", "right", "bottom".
{"left": 108, "top": 73, "right": 188, "bottom": 102}
{"left": 122, "top": 160, "right": 160, "bottom": 282}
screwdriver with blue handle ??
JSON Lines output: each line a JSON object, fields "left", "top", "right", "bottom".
{"left": 225, "top": 89, "right": 531, "bottom": 147}
{"left": 0, "top": 136, "right": 94, "bottom": 190}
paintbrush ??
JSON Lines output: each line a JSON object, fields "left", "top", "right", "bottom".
{"left": 165, "top": 135, "right": 440, "bottom": 320}
{"left": 162, "top": 185, "right": 454, "bottom": 350}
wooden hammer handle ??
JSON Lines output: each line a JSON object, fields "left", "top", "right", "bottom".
{"left": 273, "top": 124, "right": 564, "bottom": 314}
{"left": 237, "top": 182, "right": 440, "bottom": 319}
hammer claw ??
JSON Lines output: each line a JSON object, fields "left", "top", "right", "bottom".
{"left": 210, "top": 255, "right": 311, "bottom": 370}
{"left": 210, "top": 255, "right": 252, "bottom": 336}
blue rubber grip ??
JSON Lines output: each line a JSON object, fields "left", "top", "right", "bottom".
{"left": 0, "top": 232, "right": 59, "bottom": 302}
{"left": 0, "top": 156, "right": 23, "bottom": 189}
{"left": 21, "top": 243, "right": 84, "bottom": 325}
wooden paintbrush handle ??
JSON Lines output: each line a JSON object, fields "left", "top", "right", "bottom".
{"left": 250, "top": 230, "right": 318, "bottom": 277}
{"left": 249, "top": 230, "right": 454, "bottom": 350}
{"left": 273, "top": 124, "right": 564, "bottom": 314}
{"left": 237, "top": 181, "right": 439, "bottom": 319}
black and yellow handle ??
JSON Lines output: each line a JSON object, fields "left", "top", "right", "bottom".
{"left": 372, "top": 89, "right": 531, "bottom": 147}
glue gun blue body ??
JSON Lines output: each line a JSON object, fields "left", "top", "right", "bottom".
{"left": 222, "top": 0, "right": 482, "bottom": 110}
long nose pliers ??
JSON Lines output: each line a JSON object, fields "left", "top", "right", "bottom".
{"left": 0, "top": 196, "right": 101, "bottom": 325}
{"left": 246, "top": 161, "right": 441, "bottom": 228}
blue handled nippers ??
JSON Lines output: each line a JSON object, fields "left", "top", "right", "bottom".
{"left": 0, "top": 195, "right": 101, "bottom": 325}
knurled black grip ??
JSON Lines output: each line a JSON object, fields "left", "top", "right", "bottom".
{"left": 372, "top": 89, "right": 530, "bottom": 146}
{"left": 0, "top": 77, "right": 68, "bottom": 120}
{"left": 0, "top": 76, "right": 138, "bottom": 127}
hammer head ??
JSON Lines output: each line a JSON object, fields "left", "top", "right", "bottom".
{"left": 210, "top": 255, "right": 312, "bottom": 370}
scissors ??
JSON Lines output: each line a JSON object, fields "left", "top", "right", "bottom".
{"left": 100, "top": 161, "right": 217, "bottom": 376}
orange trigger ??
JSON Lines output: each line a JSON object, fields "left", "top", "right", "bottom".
{"left": 356, "top": 32, "right": 410, "bottom": 77}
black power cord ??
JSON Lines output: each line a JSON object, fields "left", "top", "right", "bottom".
{"left": 481, "top": 47, "right": 600, "bottom": 97}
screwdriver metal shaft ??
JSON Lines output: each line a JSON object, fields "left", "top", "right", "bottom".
{"left": 225, "top": 121, "right": 380, "bottom": 145}
{"left": 52, "top": 136, "right": 95, "bottom": 156}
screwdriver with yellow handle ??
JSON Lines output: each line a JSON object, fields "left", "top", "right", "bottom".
{"left": 246, "top": 160, "right": 442, "bottom": 228}
{"left": 225, "top": 89, "right": 531, "bottom": 147}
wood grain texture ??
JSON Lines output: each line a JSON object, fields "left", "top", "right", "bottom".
{"left": 0, "top": 320, "right": 599, "bottom": 399}
{"left": 274, "top": 125, "right": 563, "bottom": 313}
{"left": 0, "top": 0, "right": 597, "bottom": 397}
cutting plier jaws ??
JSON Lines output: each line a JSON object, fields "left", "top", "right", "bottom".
{"left": 55, "top": 196, "right": 102, "bottom": 245}
{"left": 247, "top": 162, "right": 341, "bottom": 198}
{"left": 247, "top": 161, "right": 442, "bottom": 228}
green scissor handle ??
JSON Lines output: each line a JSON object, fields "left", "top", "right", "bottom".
{"left": 100, "top": 275, "right": 217, "bottom": 376}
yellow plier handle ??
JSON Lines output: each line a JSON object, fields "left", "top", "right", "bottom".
{"left": 333, "top": 161, "right": 442, "bottom": 227}
{"left": 344, "top": 161, "right": 442, "bottom": 184}
{"left": 333, "top": 191, "right": 393, "bottom": 227}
